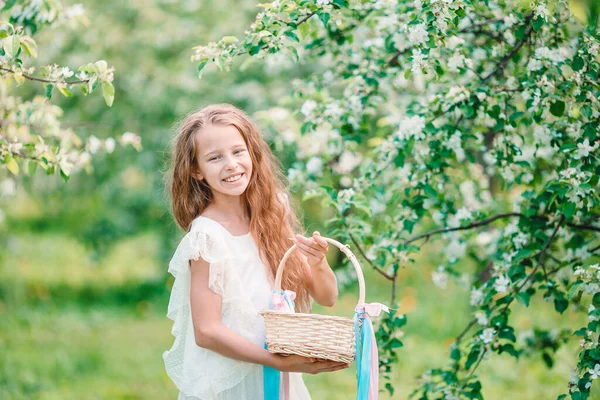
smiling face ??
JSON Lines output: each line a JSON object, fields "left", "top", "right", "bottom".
{"left": 192, "top": 124, "right": 253, "bottom": 198}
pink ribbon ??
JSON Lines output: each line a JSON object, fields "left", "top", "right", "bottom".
{"left": 357, "top": 302, "right": 389, "bottom": 317}
{"left": 271, "top": 290, "right": 296, "bottom": 312}
{"left": 270, "top": 290, "right": 296, "bottom": 399}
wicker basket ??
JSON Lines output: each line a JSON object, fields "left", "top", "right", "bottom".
{"left": 260, "top": 237, "right": 366, "bottom": 364}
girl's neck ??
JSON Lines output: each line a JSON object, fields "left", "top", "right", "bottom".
{"left": 205, "top": 193, "right": 249, "bottom": 222}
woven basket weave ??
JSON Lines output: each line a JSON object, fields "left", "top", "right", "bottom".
{"left": 260, "top": 237, "right": 366, "bottom": 364}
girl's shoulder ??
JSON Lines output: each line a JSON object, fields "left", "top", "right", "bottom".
{"left": 168, "top": 216, "right": 232, "bottom": 273}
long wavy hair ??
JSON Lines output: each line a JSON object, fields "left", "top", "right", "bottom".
{"left": 165, "top": 103, "right": 310, "bottom": 312}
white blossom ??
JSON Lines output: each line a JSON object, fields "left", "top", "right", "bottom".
{"left": 589, "top": 364, "right": 600, "bottom": 380}
{"left": 300, "top": 100, "right": 318, "bottom": 117}
{"left": 306, "top": 157, "right": 323, "bottom": 175}
{"left": 574, "top": 138, "right": 595, "bottom": 159}
{"left": 432, "top": 266, "right": 448, "bottom": 289}
{"left": 456, "top": 207, "right": 472, "bottom": 221}
{"left": 88, "top": 135, "right": 102, "bottom": 154}
{"left": 475, "top": 311, "right": 488, "bottom": 325}
{"left": 480, "top": 328, "right": 496, "bottom": 344}
{"left": 396, "top": 115, "right": 426, "bottom": 141}
{"left": 105, "top": 138, "right": 116, "bottom": 153}
{"left": 470, "top": 288, "right": 484, "bottom": 306}
{"left": 408, "top": 24, "right": 428, "bottom": 46}
{"left": 338, "top": 188, "right": 355, "bottom": 205}
{"left": 494, "top": 275, "right": 510, "bottom": 293}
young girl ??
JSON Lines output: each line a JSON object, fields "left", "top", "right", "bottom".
{"left": 163, "top": 103, "right": 349, "bottom": 399}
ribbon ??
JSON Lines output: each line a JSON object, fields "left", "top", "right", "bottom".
{"left": 264, "top": 290, "right": 296, "bottom": 400}
{"left": 354, "top": 302, "right": 389, "bottom": 400}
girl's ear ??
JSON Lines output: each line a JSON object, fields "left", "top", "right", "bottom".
{"left": 191, "top": 166, "right": 204, "bottom": 182}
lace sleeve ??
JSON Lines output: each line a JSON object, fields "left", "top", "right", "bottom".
{"left": 163, "top": 221, "right": 262, "bottom": 398}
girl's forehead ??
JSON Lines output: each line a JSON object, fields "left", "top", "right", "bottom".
{"left": 195, "top": 124, "right": 246, "bottom": 153}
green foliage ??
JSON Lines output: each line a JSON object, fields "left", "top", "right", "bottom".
{"left": 194, "top": 0, "right": 600, "bottom": 397}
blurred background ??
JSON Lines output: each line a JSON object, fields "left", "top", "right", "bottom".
{"left": 0, "top": 0, "right": 589, "bottom": 398}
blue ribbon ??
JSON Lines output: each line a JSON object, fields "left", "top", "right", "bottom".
{"left": 263, "top": 341, "right": 281, "bottom": 400}
{"left": 354, "top": 310, "right": 373, "bottom": 399}
{"left": 263, "top": 290, "right": 295, "bottom": 400}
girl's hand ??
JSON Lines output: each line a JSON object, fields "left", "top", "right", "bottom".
{"left": 291, "top": 231, "right": 329, "bottom": 269}
{"left": 273, "top": 354, "right": 350, "bottom": 374}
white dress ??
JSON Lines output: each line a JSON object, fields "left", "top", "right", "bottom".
{"left": 163, "top": 215, "right": 311, "bottom": 400}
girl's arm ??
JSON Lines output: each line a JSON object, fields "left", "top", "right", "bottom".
{"left": 304, "top": 256, "right": 338, "bottom": 307}
{"left": 294, "top": 232, "right": 339, "bottom": 307}
{"left": 189, "top": 257, "right": 348, "bottom": 373}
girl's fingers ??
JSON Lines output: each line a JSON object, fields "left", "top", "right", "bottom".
{"left": 294, "top": 240, "right": 322, "bottom": 258}
{"left": 296, "top": 235, "right": 327, "bottom": 254}
{"left": 312, "top": 232, "right": 329, "bottom": 250}
{"left": 317, "top": 363, "right": 350, "bottom": 373}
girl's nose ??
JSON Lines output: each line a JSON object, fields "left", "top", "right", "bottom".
{"left": 224, "top": 156, "right": 239, "bottom": 170}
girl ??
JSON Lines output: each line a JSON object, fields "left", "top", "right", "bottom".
{"left": 163, "top": 103, "right": 349, "bottom": 400}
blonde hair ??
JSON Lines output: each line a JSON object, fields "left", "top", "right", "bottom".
{"left": 165, "top": 103, "right": 310, "bottom": 312}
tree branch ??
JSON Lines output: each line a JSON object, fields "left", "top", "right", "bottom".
{"left": 347, "top": 232, "right": 394, "bottom": 281}
{"left": 0, "top": 67, "right": 90, "bottom": 84}
{"left": 538, "top": 215, "right": 566, "bottom": 283}
{"left": 482, "top": 14, "right": 534, "bottom": 82}
{"left": 404, "top": 212, "right": 523, "bottom": 245}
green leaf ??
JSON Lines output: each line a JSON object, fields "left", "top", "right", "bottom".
{"left": 568, "top": 281, "right": 583, "bottom": 299}
{"left": 88, "top": 76, "right": 99, "bottom": 93}
{"left": 249, "top": 45, "right": 262, "bottom": 55}
{"left": 516, "top": 292, "right": 530, "bottom": 307}
{"left": 298, "top": 22, "right": 309, "bottom": 39}
{"left": 2, "top": 0, "right": 17, "bottom": 11}
{"left": 533, "top": 17, "right": 545, "bottom": 32}
{"left": 465, "top": 345, "right": 481, "bottom": 370}
{"left": 45, "top": 83, "right": 54, "bottom": 99}
{"left": 450, "top": 347, "right": 461, "bottom": 361}
{"left": 550, "top": 101, "right": 565, "bottom": 117}
{"left": 593, "top": 293, "right": 600, "bottom": 308}
{"left": 573, "top": 328, "right": 588, "bottom": 337}
{"left": 317, "top": 11, "right": 330, "bottom": 27}
{"left": 284, "top": 30, "right": 299, "bottom": 42}
{"left": 57, "top": 86, "right": 73, "bottom": 98}
{"left": 562, "top": 202, "right": 576, "bottom": 219}
{"left": 542, "top": 352, "right": 553, "bottom": 368}
{"left": 60, "top": 168, "right": 70, "bottom": 183}
{"left": 197, "top": 61, "right": 208, "bottom": 79}
{"left": 5, "top": 154, "right": 19, "bottom": 175}
{"left": 221, "top": 35, "right": 238, "bottom": 44}
{"left": 101, "top": 81, "right": 115, "bottom": 107}
{"left": 19, "top": 36, "right": 37, "bottom": 58}
{"left": 554, "top": 295, "right": 568, "bottom": 314}
{"left": 572, "top": 55, "right": 584, "bottom": 71}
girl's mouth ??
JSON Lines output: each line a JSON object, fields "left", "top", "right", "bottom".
{"left": 223, "top": 173, "right": 244, "bottom": 183}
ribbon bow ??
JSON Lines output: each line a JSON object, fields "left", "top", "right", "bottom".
{"left": 354, "top": 302, "right": 390, "bottom": 400}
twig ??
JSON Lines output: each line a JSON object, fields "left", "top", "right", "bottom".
{"left": 538, "top": 215, "right": 566, "bottom": 284}
{"left": 348, "top": 232, "right": 394, "bottom": 280}
{"left": 404, "top": 212, "right": 522, "bottom": 245}
{"left": 0, "top": 67, "right": 90, "bottom": 84}
{"left": 482, "top": 14, "right": 534, "bottom": 82}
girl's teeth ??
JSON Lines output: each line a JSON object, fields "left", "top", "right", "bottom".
{"left": 224, "top": 174, "right": 242, "bottom": 182}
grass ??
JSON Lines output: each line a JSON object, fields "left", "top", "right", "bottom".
{"left": 0, "top": 231, "right": 591, "bottom": 399}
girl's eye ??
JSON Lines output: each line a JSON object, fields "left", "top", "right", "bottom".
{"left": 235, "top": 149, "right": 244, "bottom": 154}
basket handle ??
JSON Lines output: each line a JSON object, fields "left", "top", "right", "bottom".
{"left": 273, "top": 237, "right": 366, "bottom": 306}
